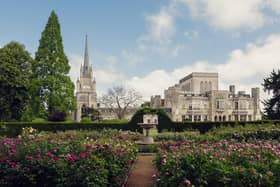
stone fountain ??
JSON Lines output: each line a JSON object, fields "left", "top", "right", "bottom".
{"left": 138, "top": 114, "right": 158, "bottom": 144}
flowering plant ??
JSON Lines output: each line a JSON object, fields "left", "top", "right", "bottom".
{"left": 0, "top": 129, "right": 138, "bottom": 186}
{"left": 155, "top": 140, "right": 280, "bottom": 186}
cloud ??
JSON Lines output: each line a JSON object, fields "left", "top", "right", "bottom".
{"left": 69, "top": 54, "right": 83, "bottom": 83}
{"left": 125, "top": 34, "right": 280, "bottom": 102}
{"left": 121, "top": 49, "right": 145, "bottom": 64}
{"left": 181, "top": 0, "right": 267, "bottom": 31}
{"left": 267, "top": 0, "right": 280, "bottom": 14}
{"left": 142, "top": 1, "right": 178, "bottom": 43}
{"left": 184, "top": 30, "right": 199, "bottom": 39}
{"left": 170, "top": 0, "right": 280, "bottom": 31}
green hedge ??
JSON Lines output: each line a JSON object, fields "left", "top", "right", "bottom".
{"left": 1, "top": 118, "right": 279, "bottom": 137}
{"left": 164, "top": 120, "right": 280, "bottom": 134}
{"left": 0, "top": 122, "right": 133, "bottom": 137}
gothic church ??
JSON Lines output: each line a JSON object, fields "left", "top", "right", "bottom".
{"left": 74, "top": 36, "right": 97, "bottom": 121}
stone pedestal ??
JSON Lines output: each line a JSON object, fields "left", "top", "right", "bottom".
{"left": 142, "top": 136, "right": 154, "bottom": 144}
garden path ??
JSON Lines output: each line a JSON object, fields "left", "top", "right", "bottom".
{"left": 125, "top": 153, "right": 157, "bottom": 187}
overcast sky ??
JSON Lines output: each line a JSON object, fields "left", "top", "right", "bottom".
{"left": 1, "top": 0, "right": 280, "bottom": 102}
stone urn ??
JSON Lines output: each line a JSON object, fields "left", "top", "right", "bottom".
{"left": 138, "top": 114, "right": 158, "bottom": 143}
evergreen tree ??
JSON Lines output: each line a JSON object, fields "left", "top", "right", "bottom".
{"left": 33, "top": 11, "right": 75, "bottom": 118}
{"left": 262, "top": 69, "right": 280, "bottom": 119}
{"left": 0, "top": 42, "right": 33, "bottom": 121}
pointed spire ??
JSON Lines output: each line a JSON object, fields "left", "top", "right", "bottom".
{"left": 83, "top": 34, "right": 90, "bottom": 68}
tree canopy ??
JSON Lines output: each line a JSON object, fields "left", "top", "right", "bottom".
{"left": 262, "top": 69, "right": 280, "bottom": 119}
{"left": 0, "top": 42, "right": 34, "bottom": 121}
{"left": 33, "top": 11, "right": 75, "bottom": 118}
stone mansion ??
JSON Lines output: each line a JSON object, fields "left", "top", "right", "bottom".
{"left": 151, "top": 72, "right": 261, "bottom": 122}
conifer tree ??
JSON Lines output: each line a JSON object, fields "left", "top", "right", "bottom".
{"left": 262, "top": 69, "right": 280, "bottom": 119}
{"left": 33, "top": 11, "right": 75, "bottom": 118}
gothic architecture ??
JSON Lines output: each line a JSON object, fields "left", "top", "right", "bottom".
{"left": 74, "top": 36, "right": 97, "bottom": 121}
{"left": 151, "top": 72, "right": 261, "bottom": 122}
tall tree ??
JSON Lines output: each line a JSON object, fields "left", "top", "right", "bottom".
{"left": 262, "top": 69, "right": 280, "bottom": 119}
{"left": 100, "top": 86, "right": 142, "bottom": 119}
{"left": 0, "top": 42, "right": 33, "bottom": 121}
{"left": 33, "top": 11, "right": 75, "bottom": 118}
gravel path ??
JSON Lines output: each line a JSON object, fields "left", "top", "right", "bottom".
{"left": 126, "top": 154, "right": 157, "bottom": 187}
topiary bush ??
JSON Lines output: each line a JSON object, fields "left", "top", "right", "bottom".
{"left": 128, "top": 107, "right": 173, "bottom": 133}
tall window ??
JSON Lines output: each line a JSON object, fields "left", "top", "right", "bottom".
{"left": 200, "top": 81, "right": 204, "bottom": 92}
{"left": 235, "top": 102, "right": 239, "bottom": 110}
{"left": 216, "top": 100, "right": 224, "bottom": 109}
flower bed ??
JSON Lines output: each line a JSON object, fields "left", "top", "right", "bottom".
{"left": 0, "top": 129, "right": 139, "bottom": 186}
{"left": 155, "top": 140, "right": 280, "bottom": 187}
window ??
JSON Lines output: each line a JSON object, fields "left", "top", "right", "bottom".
{"left": 235, "top": 102, "right": 239, "bottom": 110}
{"left": 248, "top": 115, "right": 252, "bottom": 121}
{"left": 216, "top": 100, "right": 224, "bottom": 109}
{"left": 204, "top": 115, "right": 208, "bottom": 121}
{"left": 194, "top": 115, "right": 201, "bottom": 122}
{"left": 182, "top": 115, "right": 186, "bottom": 121}
{"left": 228, "top": 115, "right": 231, "bottom": 121}
{"left": 200, "top": 81, "right": 204, "bottom": 92}
{"left": 234, "top": 115, "right": 238, "bottom": 121}
{"left": 209, "top": 82, "right": 212, "bottom": 90}
{"left": 240, "top": 115, "right": 247, "bottom": 121}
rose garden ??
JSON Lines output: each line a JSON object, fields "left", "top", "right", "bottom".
{"left": 0, "top": 115, "right": 279, "bottom": 186}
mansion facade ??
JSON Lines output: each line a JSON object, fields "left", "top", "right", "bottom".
{"left": 151, "top": 72, "right": 261, "bottom": 122}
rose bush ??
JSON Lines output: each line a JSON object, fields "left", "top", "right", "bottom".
{"left": 0, "top": 129, "right": 139, "bottom": 186}
{"left": 155, "top": 140, "right": 280, "bottom": 187}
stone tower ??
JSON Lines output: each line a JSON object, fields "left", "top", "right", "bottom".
{"left": 75, "top": 35, "right": 97, "bottom": 121}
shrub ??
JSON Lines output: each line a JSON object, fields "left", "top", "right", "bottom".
{"left": 80, "top": 117, "right": 92, "bottom": 123}
{"left": 155, "top": 140, "right": 280, "bottom": 186}
{"left": 48, "top": 111, "right": 66, "bottom": 122}
{"left": 0, "top": 130, "right": 138, "bottom": 186}
{"left": 32, "top": 118, "right": 46, "bottom": 122}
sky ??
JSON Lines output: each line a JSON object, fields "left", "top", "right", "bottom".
{"left": 0, "top": 0, "right": 280, "bottom": 103}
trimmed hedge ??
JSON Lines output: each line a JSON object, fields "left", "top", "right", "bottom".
{"left": 0, "top": 122, "right": 132, "bottom": 137}
{"left": 169, "top": 120, "right": 280, "bottom": 134}
{"left": 1, "top": 116, "right": 279, "bottom": 137}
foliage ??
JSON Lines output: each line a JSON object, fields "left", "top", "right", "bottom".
{"left": 80, "top": 117, "right": 92, "bottom": 123}
{"left": 129, "top": 107, "right": 172, "bottom": 133}
{"left": 100, "top": 86, "right": 142, "bottom": 119}
{"left": 155, "top": 140, "right": 280, "bottom": 187}
{"left": 0, "top": 130, "right": 138, "bottom": 186}
{"left": 0, "top": 122, "right": 134, "bottom": 137}
{"left": 48, "top": 111, "right": 67, "bottom": 122}
{"left": 263, "top": 69, "right": 280, "bottom": 119}
{"left": 32, "top": 10, "right": 75, "bottom": 119}
{"left": 81, "top": 106, "right": 101, "bottom": 121}
{"left": 0, "top": 42, "right": 34, "bottom": 121}
{"left": 32, "top": 118, "right": 47, "bottom": 122}
{"left": 100, "top": 119, "right": 129, "bottom": 123}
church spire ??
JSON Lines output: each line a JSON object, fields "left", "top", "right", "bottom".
{"left": 83, "top": 35, "right": 90, "bottom": 68}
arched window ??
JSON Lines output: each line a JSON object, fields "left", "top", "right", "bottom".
{"left": 223, "top": 116, "right": 226, "bottom": 121}
{"left": 200, "top": 81, "right": 204, "bottom": 92}
{"left": 204, "top": 81, "right": 208, "bottom": 91}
